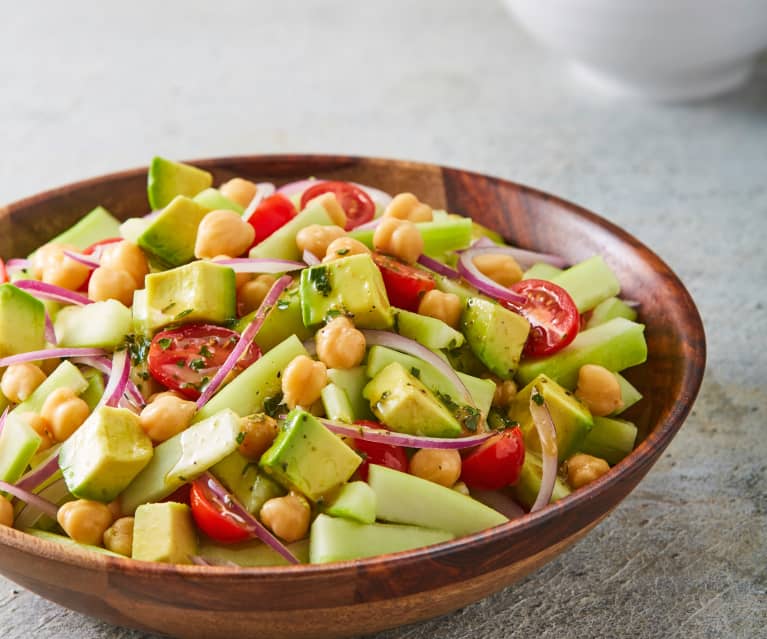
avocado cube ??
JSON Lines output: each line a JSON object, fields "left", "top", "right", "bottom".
{"left": 363, "top": 362, "right": 463, "bottom": 438}
{"left": 299, "top": 253, "right": 393, "bottom": 329}
{"left": 509, "top": 374, "right": 594, "bottom": 462}
{"left": 132, "top": 502, "right": 198, "bottom": 564}
{"left": 259, "top": 408, "right": 361, "bottom": 501}
{"left": 147, "top": 157, "right": 213, "bottom": 211}
{"left": 211, "top": 450, "right": 285, "bottom": 515}
{"left": 0, "top": 283, "right": 46, "bottom": 357}
{"left": 144, "top": 260, "right": 236, "bottom": 332}
{"left": 59, "top": 406, "right": 153, "bottom": 502}
{"left": 510, "top": 451, "right": 572, "bottom": 510}
{"left": 462, "top": 297, "right": 530, "bottom": 380}
{"left": 138, "top": 195, "right": 211, "bottom": 267}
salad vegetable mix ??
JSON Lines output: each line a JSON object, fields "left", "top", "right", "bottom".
{"left": 0, "top": 158, "right": 647, "bottom": 565}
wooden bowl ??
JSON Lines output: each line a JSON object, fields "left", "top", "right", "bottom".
{"left": 0, "top": 155, "right": 705, "bottom": 639}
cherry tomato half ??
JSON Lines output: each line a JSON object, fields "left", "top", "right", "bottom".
{"left": 371, "top": 253, "right": 435, "bottom": 312}
{"left": 0, "top": 258, "right": 8, "bottom": 284}
{"left": 300, "top": 181, "right": 375, "bottom": 230}
{"left": 507, "top": 279, "right": 579, "bottom": 358}
{"left": 190, "top": 478, "right": 251, "bottom": 544}
{"left": 460, "top": 427, "right": 525, "bottom": 491}
{"left": 147, "top": 323, "right": 261, "bottom": 400}
{"left": 247, "top": 193, "right": 297, "bottom": 247}
{"left": 352, "top": 420, "right": 408, "bottom": 481}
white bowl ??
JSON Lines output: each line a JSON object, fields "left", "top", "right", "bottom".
{"left": 504, "top": 0, "right": 767, "bottom": 101}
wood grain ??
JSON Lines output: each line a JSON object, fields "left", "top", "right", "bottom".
{"left": 0, "top": 155, "right": 706, "bottom": 638}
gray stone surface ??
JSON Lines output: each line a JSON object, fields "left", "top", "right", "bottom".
{"left": 1, "top": 1, "right": 765, "bottom": 637}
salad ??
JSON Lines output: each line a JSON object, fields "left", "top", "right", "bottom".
{"left": 0, "top": 157, "right": 647, "bottom": 566}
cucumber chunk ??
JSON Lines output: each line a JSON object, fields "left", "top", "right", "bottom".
{"left": 323, "top": 481, "right": 376, "bottom": 524}
{"left": 551, "top": 256, "right": 620, "bottom": 313}
{"left": 54, "top": 299, "right": 132, "bottom": 350}
{"left": 580, "top": 416, "right": 638, "bottom": 465}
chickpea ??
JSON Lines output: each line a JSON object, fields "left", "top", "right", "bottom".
{"left": 88, "top": 267, "right": 137, "bottom": 306}
{"left": 311, "top": 192, "right": 347, "bottom": 228}
{"left": 566, "top": 453, "right": 610, "bottom": 489}
{"left": 22, "top": 413, "right": 54, "bottom": 451}
{"left": 1, "top": 363, "right": 46, "bottom": 403}
{"left": 384, "top": 192, "right": 433, "bottom": 222}
{"left": 259, "top": 493, "right": 311, "bottom": 542}
{"left": 281, "top": 355, "right": 328, "bottom": 409}
{"left": 194, "top": 209, "right": 255, "bottom": 259}
{"left": 417, "top": 290, "right": 462, "bottom": 329}
{"left": 409, "top": 449, "right": 462, "bottom": 487}
{"left": 107, "top": 498, "right": 123, "bottom": 520}
{"left": 38, "top": 358, "right": 61, "bottom": 375}
{"left": 237, "top": 274, "right": 276, "bottom": 316}
{"left": 322, "top": 237, "right": 371, "bottom": 262}
{"left": 32, "top": 243, "right": 90, "bottom": 291}
{"left": 492, "top": 379, "right": 518, "bottom": 409}
{"left": 315, "top": 317, "right": 366, "bottom": 369}
{"left": 99, "top": 241, "right": 149, "bottom": 288}
{"left": 238, "top": 413, "right": 279, "bottom": 460}
{"left": 472, "top": 253, "right": 523, "bottom": 288}
{"left": 0, "top": 495, "right": 14, "bottom": 527}
{"left": 57, "top": 499, "right": 114, "bottom": 546}
{"left": 574, "top": 364, "right": 623, "bottom": 416}
{"left": 373, "top": 217, "right": 423, "bottom": 264}
{"left": 295, "top": 224, "right": 345, "bottom": 259}
{"left": 139, "top": 393, "right": 197, "bottom": 443}
{"left": 40, "top": 387, "right": 90, "bottom": 441}
{"left": 212, "top": 254, "right": 250, "bottom": 289}
{"left": 103, "top": 516, "right": 134, "bottom": 556}
{"left": 220, "top": 177, "right": 258, "bottom": 208}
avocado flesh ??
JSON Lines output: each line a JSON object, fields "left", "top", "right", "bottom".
{"left": 59, "top": 406, "right": 154, "bottom": 502}
{"left": 144, "top": 260, "right": 236, "bottom": 332}
{"left": 462, "top": 297, "right": 530, "bottom": 380}
{"left": 368, "top": 465, "right": 508, "bottom": 536}
{"left": 509, "top": 374, "right": 594, "bottom": 463}
{"left": 259, "top": 408, "right": 361, "bottom": 501}
{"left": 299, "top": 253, "right": 393, "bottom": 329}
{"left": 363, "top": 362, "right": 463, "bottom": 438}
{"left": 235, "top": 286, "right": 313, "bottom": 353}
{"left": 210, "top": 450, "right": 285, "bottom": 515}
{"left": 0, "top": 284, "right": 46, "bottom": 358}
{"left": 515, "top": 317, "right": 648, "bottom": 389}
{"left": 132, "top": 502, "right": 198, "bottom": 564}
{"left": 309, "top": 514, "right": 453, "bottom": 564}
{"left": 147, "top": 156, "right": 213, "bottom": 210}
{"left": 138, "top": 195, "right": 211, "bottom": 267}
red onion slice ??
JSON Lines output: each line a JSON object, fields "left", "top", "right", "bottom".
{"left": 44, "top": 313, "right": 57, "bottom": 345}
{"left": 195, "top": 275, "right": 292, "bottom": 409}
{"left": 5, "top": 258, "right": 31, "bottom": 270}
{"left": 460, "top": 239, "right": 567, "bottom": 270}
{"left": 529, "top": 387, "right": 559, "bottom": 513}
{"left": 97, "top": 350, "right": 131, "bottom": 409}
{"left": 302, "top": 250, "right": 320, "bottom": 266}
{"left": 0, "top": 407, "right": 8, "bottom": 438}
{"left": 456, "top": 249, "right": 527, "bottom": 307}
{"left": 0, "top": 347, "right": 105, "bottom": 368}
{"left": 241, "top": 183, "right": 276, "bottom": 223}
{"left": 417, "top": 254, "right": 460, "bottom": 279}
{"left": 200, "top": 473, "right": 299, "bottom": 564}
{"left": 0, "top": 480, "right": 59, "bottom": 520}
{"left": 13, "top": 280, "right": 92, "bottom": 306}
{"left": 15, "top": 449, "right": 60, "bottom": 492}
{"left": 318, "top": 417, "right": 493, "bottom": 449}
{"left": 276, "top": 178, "right": 318, "bottom": 197}
{"left": 210, "top": 257, "right": 305, "bottom": 274}
{"left": 277, "top": 179, "right": 392, "bottom": 207}
{"left": 71, "top": 355, "right": 145, "bottom": 408}
{"left": 360, "top": 330, "right": 473, "bottom": 406}
{"left": 351, "top": 217, "right": 383, "bottom": 232}
{"left": 350, "top": 182, "right": 393, "bottom": 207}
{"left": 62, "top": 250, "right": 100, "bottom": 270}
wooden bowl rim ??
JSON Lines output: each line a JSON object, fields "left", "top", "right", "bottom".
{"left": 0, "top": 153, "right": 706, "bottom": 581}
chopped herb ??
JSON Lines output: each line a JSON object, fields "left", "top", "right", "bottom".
{"left": 157, "top": 337, "right": 172, "bottom": 350}
{"left": 199, "top": 345, "right": 212, "bottom": 358}
{"left": 532, "top": 390, "right": 544, "bottom": 406}
{"left": 308, "top": 266, "right": 332, "bottom": 296}
{"left": 124, "top": 334, "right": 151, "bottom": 366}
{"left": 455, "top": 405, "right": 481, "bottom": 432}
{"left": 435, "top": 390, "right": 459, "bottom": 412}
{"left": 189, "top": 358, "right": 205, "bottom": 371}
{"left": 325, "top": 308, "right": 343, "bottom": 320}
{"left": 176, "top": 359, "right": 187, "bottom": 368}
{"left": 410, "top": 367, "right": 421, "bottom": 379}
{"left": 276, "top": 299, "right": 290, "bottom": 310}
{"left": 263, "top": 393, "right": 287, "bottom": 418}
{"left": 336, "top": 248, "right": 349, "bottom": 255}
{"left": 161, "top": 302, "right": 176, "bottom": 313}
{"left": 236, "top": 432, "right": 246, "bottom": 445}
{"left": 488, "top": 409, "right": 518, "bottom": 431}
{"left": 174, "top": 308, "right": 194, "bottom": 320}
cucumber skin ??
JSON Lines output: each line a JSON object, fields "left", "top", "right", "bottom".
{"left": 515, "top": 318, "right": 648, "bottom": 389}
{"left": 580, "top": 416, "right": 638, "bottom": 465}
{"left": 552, "top": 255, "right": 621, "bottom": 313}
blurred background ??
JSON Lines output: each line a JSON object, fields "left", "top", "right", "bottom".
{"left": 1, "top": 1, "right": 765, "bottom": 638}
